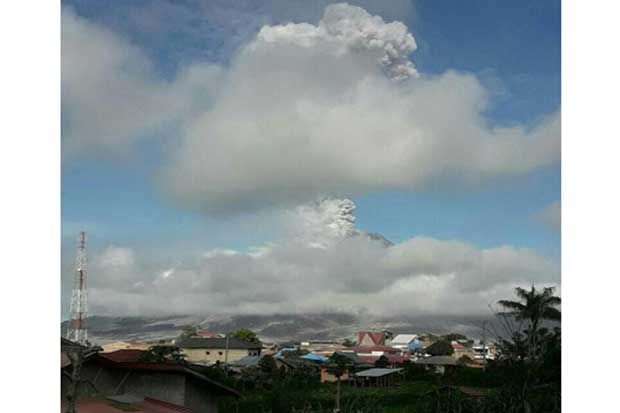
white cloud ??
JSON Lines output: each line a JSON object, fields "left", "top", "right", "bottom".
{"left": 61, "top": 8, "right": 222, "bottom": 158}
{"left": 81, "top": 199, "right": 559, "bottom": 317}
{"left": 62, "top": 4, "right": 560, "bottom": 213}
{"left": 158, "top": 3, "right": 560, "bottom": 213}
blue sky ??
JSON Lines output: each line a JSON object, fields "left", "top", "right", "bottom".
{"left": 61, "top": 0, "right": 560, "bottom": 317}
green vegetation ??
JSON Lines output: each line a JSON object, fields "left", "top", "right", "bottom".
{"left": 214, "top": 285, "right": 560, "bottom": 413}
{"left": 425, "top": 339, "right": 454, "bottom": 356}
{"left": 139, "top": 345, "right": 187, "bottom": 364}
{"left": 230, "top": 328, "right": 261, "bottom": 344}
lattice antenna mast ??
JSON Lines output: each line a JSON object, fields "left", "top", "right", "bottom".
{"left": 67, "top": 231, "right": 88, "bottom": 344}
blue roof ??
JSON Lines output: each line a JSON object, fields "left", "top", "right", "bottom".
{"left": 408, "top": 340, "right": 423, "bottom": 350}
{"left": 301, "top": 353, "right": 328, "bottom": 362}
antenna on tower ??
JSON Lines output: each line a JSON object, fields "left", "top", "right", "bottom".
{"left": 66, "top": 231, "right": 88, "bottom": 344}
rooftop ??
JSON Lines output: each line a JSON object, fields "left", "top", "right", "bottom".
{"left": 70, "top": 396, "right": 192, "bottom": 413}
{"left": 177, "top": 337, "right": 262, "bottom": 350}
{"left": 355, "top": 368, "right": 403, "bottom": 377}
{"left": 415, "top": 356, "right": 458, "bottom": 366}
{"left": 390, "top": 334, "right": 418, "bottom": 345}
{"left": 91, "top": 351, "right": 240, "bottom": 397}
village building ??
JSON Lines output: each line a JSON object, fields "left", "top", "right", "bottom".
{"left": 472, "top": 343, "right": 497, "bottom": 361}
{"left": 416, "top": 355, "right": 458, "bottom": 375}
{"left": 357, "top": 331, "right": 386, "bottom": 347}
{"left": 261, "top": 341, "right": 279, "bottom": 355}
{"left": 388, "top": 334, "right": 419, "bottom": 351}
{"left": 61, "top": 344, "right": 239, "bottom": 413}
{"left": 451, "top": 341, "right": 478, "bottom": 361}
{"left": 177, "top": 337, "right": 262, "bottom": 364}
{"left": 300, "top": 340, "right": 346, "bottom": 357}
{"left": 352, "top": 368, "right": 403, "bottom": 388}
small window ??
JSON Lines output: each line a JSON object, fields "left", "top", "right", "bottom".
{"left": 218, "top": 351, "right": 223, "bottom": 355}
{"left": 206, "top": 351, "right": 210, "bottom": 355}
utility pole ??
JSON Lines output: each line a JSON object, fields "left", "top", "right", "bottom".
{"left": 67, "top": 231, "right": 88, "bottom": 345}
{"left": 224, "top": 334, "right": 230, "bottom": 366}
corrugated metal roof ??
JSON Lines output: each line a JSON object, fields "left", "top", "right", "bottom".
{"left": 232, "top": 355, "right": 261, "bottom": 367}
{"left": 354, "top": 368, "right": 403, "bottom": 377}
{"left": 92, "top": 353, "right": 240, "bottom": 397}
{"left": 390, "top": 334, "right": 418, "bottom": 345}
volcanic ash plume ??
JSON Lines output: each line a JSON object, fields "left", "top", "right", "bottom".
{"left": 293, "top": 198, "right": 357, "bottom": 248}
{"left": 255, "top": 3, "right": 418, "bottom": 80}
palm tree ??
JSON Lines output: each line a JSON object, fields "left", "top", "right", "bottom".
{"left": 325, "top": 353, "right": 355, "bottom": 412}
{"left": 498, "top": 286, "right": 561, "bottom": 358}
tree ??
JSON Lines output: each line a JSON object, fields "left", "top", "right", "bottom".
{"left": 341, "top": 338, "right": 356, "bottom": 347}
{"left": 442, "top": 333, "right": 467, "bottom": 342}
{"left": 426, "top": 340, "right": 454, "bottom": 356}
{"left": 498, "top": 286, "right": 561, "bottom": 359}
{"left": 64, "top": 342, "right": 101, "bottom": 413}
{"left": 374, "top": 355, "right": 390, "bottom": 368}
{"left": 230, "top": 328, "right": 260, "bottom": 344}
{"left": 325, "top": 353, "right": 355, "bottom": 412}
{"left": 258, "top": 355, "right": 278, "bottom": 376}
{"left": 139, "top": 345, "right": 187, "bottom": 364}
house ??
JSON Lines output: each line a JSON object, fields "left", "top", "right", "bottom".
{"left": 357, "top": 331, "right": 386, "bottom": 347}
{"left": 61, "top": 347, "right": 239, "bottom": 413}
{"left": 357, "top": 354, "right": 410, "bottom": 367}
{"left": 352, "top": 368, "right": 403, "bottom": 387}
{"left": 352, "top": 344, "right": 400, "bottom": 358}
{"left": 261, "top": 341, "right": 279, "bottom": 355}
{"left": 415, "top": 355, "right": 458, "bottom": 375}
{"left": 451, "top": 341, "right": 477, "bottom": 361}
{"left": 472, "top": 343, "right": 497, "bottom": 361}
{"left": 300, "top": 340, "right": 346, "bottom": 357}
{"left": 177, "top": 337, "right": 262, "bottom": 364}
{"left": 388, "top": 334, "right": 418, "bottom": 350}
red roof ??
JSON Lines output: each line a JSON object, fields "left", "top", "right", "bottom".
{"left": 357, "top": 332, "right": 385, "bottom": 346}
{"left": 100, "top": 349, "right": 146, "bottom": 363}
{"left": 353, "top": 345, "right": 399, "bottom": 353}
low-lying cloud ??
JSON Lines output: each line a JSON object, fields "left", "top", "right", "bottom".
{"left": 73, "top": 199, "right": 559, "bottom": 317}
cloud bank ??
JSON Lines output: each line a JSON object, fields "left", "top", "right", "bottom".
{"left": 62, "top": 3, "right": 560, "bottom": 213}
{"left": 73, "top": 199, "right": 559, "bottom": 317}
